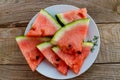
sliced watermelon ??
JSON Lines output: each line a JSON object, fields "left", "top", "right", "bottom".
{"left": 82, "top": 42, "right": 94, "bottom": 59}
{"left": 27, "top": 9, "right": 61, "bottom": 37}
{"left": 52, "top": 42, "right": 93, "bottom": 74}
{"left": 56, "top": 8, "right": 87, "bottom": 25}
{"left": 37, "top": 42, "right": 68, "bottom": 75}
{"left": 51, "top": 18, "right": 90, "bottom": 54}
{"left": 16, "top": 36, "right": 50, "bottom": 71}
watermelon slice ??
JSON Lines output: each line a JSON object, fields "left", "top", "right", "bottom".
{"left": 56, "top": 8, "right": 87, "bottom": 25}
{"left": 51, "top": 18, "right": 90, "bottom": 54}
{"left": 27, "top": 9, "right": 61, "bottom": 37}
{"left": 37, "top": 42, "right": 68, "bottom": 75}
{"left": 16, "top": 36, "right": 50, "bottom": 71}
{"left": 52, "top": 42, "right": 93, "bottom": 74}
{"left": 82, "top": 42, "right": 94, "bottom": 59}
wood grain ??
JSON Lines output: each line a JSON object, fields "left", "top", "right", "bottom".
{"left": 0, "top": 27, "right": 27, "bottom": 64}
{"left": 0, "top": 23, "right": 120, "bottom": 64}
{"left": 0, "top": 64, "right": 120, "bottom": 80}
{"left": 0, "top": 0, "right": 120, "bottom": 26}
{"left": 0, "top": 0, "right": 120, "bottom": 80}
{"left": 95, "top": 23, "right": 120, "bottom": 63}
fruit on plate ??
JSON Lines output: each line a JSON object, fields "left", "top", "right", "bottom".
{"left": 82, "top": 42, "right": 94, "bottom": 59}
{"left": 51, "top": 18, "right": 90, "bottom": 54}
{"left": 27, "top": 9, "right": 61, "bottom": 37}
{"left": 56, "top": 8, "right": 87, "bottom": 25}
{"left": 37, "top": 42, "right": 68, "bottom": 75}
{"left": 15, "top": 36, "right": 50, "bottom": 71}
{"left": 16, "top": 7, "right": 95, "bottom": 76}
{"left": 52, "top": 42, "right": 93, "bottom": 74}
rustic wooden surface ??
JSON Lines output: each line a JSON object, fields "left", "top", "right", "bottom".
{"left": 0, "top": 0, "right": 120, "bottom": 80}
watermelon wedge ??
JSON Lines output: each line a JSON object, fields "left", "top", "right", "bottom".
{"left": 56, "top": 8, "right": 87, "bottom": 25}
{"left": 52, "top": 42, "right": 93, "bottom": 74}
{"left": 51, "top": 18, "right": 90, "bottom": 54}
{"left": 82, "top": 42, "right": 94, "bottom": 59}
{"left": 27, "top": 9, "right": 61, "bottom": 37}
{"left": 16, "top": 36, "right": 50, "bottom": 71}
{"left": 37, "top": 42, "right": 68, "bottom": 75}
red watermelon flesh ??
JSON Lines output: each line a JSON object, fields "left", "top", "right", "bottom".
{"left": 37, "top": 42, "right": 68, "bottom": 75}
{"left": 56, "top": 8, "right": 87, "bottom": 25}
{"left": 82, "top": 42, "right": 93, "bottom": 59}
{"left": 52, "top": 42, "right": 93, "bottom": 74}
{"left": 16, "top": 36, "right": 50, "bottom": 71}
{"left": 51, "top": 18, "right": 90, "bottom": 54}
{"left": 27, "top": 9, "right": 61, "bottom": 37}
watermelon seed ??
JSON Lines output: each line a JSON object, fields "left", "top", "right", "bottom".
{"left": 68, "top": 44, "right": 72, "bottom": 48}
{"left": 41, "top": 29, "right": 45, "bottom": 35}
{"left": 56, "top": 58, "right": 60, "bottom": 61}
{"left": 36, "top": 56, "right": 40, "bottom": 60}
{"left": 31, "top": 27, "right": 36, "bottom": 31}
{"left": 78, "top": 13, "right": 84, "bottom": 18}
{"left": 77, "top": 51, "right": 81, "bottom": 54}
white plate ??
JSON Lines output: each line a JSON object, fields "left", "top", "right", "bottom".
{"left": 24, "top": 4, "right": 100, "bottom": 79}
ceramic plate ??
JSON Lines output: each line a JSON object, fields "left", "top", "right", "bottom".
{"left": 24, "top": 4, "right": 100, "bottom": 79}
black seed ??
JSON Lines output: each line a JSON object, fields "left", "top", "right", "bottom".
{"left": 31, "top": 27, "right": 35, "bottom": 31}
{"left": 68, "top": 44, "right": 72, "bottom": 48}
{"left": 56, "top": 58, "right": 60, "bottom": 61}
{"left": 77, "top": 51, "right": 81, "bottom": 54}
{"left": 36, "top": 56, "right": 40, "bottom": 60}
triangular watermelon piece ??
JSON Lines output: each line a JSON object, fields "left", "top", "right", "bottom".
{"left": 82, "top": 42, "right": 94, "bottom": 59}
{"left": 51, "top": 18, "right": 90, "bottom": 54}
{"left": 27, "top": 9, "right": 61, "bottom": 37}
{"left": 56, "top": 8, "right": 87, "bottom": 25}
{"left": 52, "top": 42, "right": 93, "bottom": 74}
{"left": 37, "top": 42, "right": 68, "bottom": 75}
{"left": 16, "top": 36, "right": 50, "bottom": 71}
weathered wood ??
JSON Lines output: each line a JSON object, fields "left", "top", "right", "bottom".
{"left": 95, "top": 23, "right": 120, "bottom": 63}
{"left": 0, "top": 0, "right": 120, "bottom": 80}
{"left": 0, "top": 23, "right": 120, "bottom": 64}
{"left": 0, "top": 64, "right": 50, "bottom": 80}
{"left": 0, "top": 27, "right": 27, "bottom": 64}
{"left": 0, "top": 64, "right": 120, "bottom": 80}
{"left": 0, "top": 27, "right": 25, "bottom": 38}
{"left": 0, "top": 0, "right": 120, "bottom": 26}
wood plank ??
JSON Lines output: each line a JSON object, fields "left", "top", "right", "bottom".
{"left": 0, "top": 0, "right": 120, "bottom": 26}
{"left": 0, "top": 23, "right": 120, "bottom": 64}
{"left": 0, "top": 27, "right": 27, "bottom": 64}
{"left": 0, "top": 64, "right": 120, "bottom": 80}
{"left": 95, "top": 23, "right": 120, "bottom": 63}
{"left": 0, "top": 27, "right": 25, "bottom": 38}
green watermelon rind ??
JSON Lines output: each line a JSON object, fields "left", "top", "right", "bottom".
{"left": 56, "top": 14, "right": 68, "bottom": 25}
{"left": 50, "top": 18, "right": 90, "bottom": 45}
{"left": 56, "top": 8, "right": 87, "bottom": 25}
{"left": 82, "top": 42, "right": 93, "bottom": 48}
{"left": 52, "top": 46, "right": 60, "bottom": 54}
{"left": 16, "top": 36, "right": 27, "bottom": 42}
{"left": 52, "top": 42, "right": 93, "bottom": 53}
{"left": 40, "top": 9, "right": 62, "bottom": 30}
{"left": 37, "top": 42, "right": 52, "bottom": 51}
{"left": 15, "top": 36, "right": 51, "bottom": 42}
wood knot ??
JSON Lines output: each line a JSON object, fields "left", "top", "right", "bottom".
{"left": 117, "top": 5, "right": 120, "bottom": 14}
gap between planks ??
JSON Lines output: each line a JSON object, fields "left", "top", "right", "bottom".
{"left": 0, "top": 0, "right": 120, "bottom": 25}
{"left": 0, "top": 64, "right": 120, "bottom": 80}
{"left": 1, "top": 22, "right": 120, "bottom": 28}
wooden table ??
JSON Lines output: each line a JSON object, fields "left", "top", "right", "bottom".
{"left": 0, "top": 0, "right": 120, "bottom": 80}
